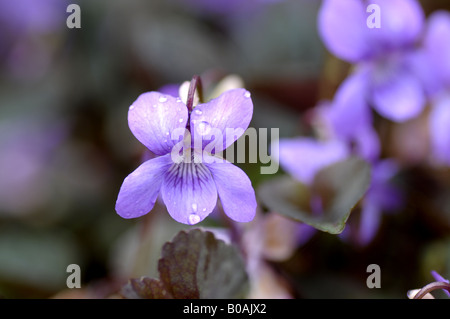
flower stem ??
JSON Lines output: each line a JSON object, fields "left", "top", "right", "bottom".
{"left": 186, "top": 74, "right": 203, "bottom": 112}
{"left": 413, "top": 281, "right": 450, "bottom": 299}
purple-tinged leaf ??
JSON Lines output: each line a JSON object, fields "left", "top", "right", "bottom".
{"left": 120, "top": 229, "right": 248, "bottom": 299}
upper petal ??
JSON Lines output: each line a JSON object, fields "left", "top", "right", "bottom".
{"left": 115, "top": 155, "right": 172, "bottom": 219}
{"left": 128, "top": 92, "right": 188, "bottom": 155}
{"left": 320, "top": 69, "right": 372, "bottom": 139}
{"left": 318, "top": 0, "right": 371, "bottom": 62}
{"left": 205, "top": 158, "right": 256, "bottom": 223}
{"left": 273, "top": 137, "right": 349, "bottom": 185}
{"left": 429, "top": 95, "right": 450, "bottom": 165}
{"left": 408, "top": 50, "right": 442, "bottom": 97}
{"left": 190, "top": 88, "right": 253, "bottom": 152}
{"left": 367, "top": 0, "right": 424, "bottom": 51}
{"left": 371, "top": 69, "right": 425, "bottom": 122}
{"left": 161, "top": 160, "right": 218, "bottom": 225}
{"left": 353, "top": 127, "right": 381, "bottom": 162}
{"left": 158, "top": 83, "right": 181, "bottom": 97}
{"left": 424, "top": 11, "right": 450, "bottom": 87}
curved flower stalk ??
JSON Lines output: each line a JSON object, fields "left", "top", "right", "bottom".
{"left": 408, "top": 271, "right": 450, "bottom": 299}
{"left": 318, "top": 0, "right": 426, "bottom": 122}
{"left": 115, "top": 76, "right": 257, "bottom": 225}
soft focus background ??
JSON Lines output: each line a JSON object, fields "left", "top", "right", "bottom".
{"left": 0, "top": 0, "right": 449, "bottom": 298}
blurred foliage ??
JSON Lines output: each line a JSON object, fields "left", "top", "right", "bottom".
{"left": 258, "top": 157, "right": 371, "bottom": 234}
{"left": 0, "top": 0, "right": 449, "bottom": 299}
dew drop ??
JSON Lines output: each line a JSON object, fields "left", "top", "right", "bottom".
{"left": 192, "top": 203, "right": 198, "bottom": 213}
{"left": 202, "top": 208, "right": 207, "bottom": 212}
{"left": 179, "top": 118, "right": 184, "bottom": 123}
{"left": 152, "top": 104, "right": 157, "bottom": 108}
{"left": 159, "top": 96, "right": 168, "bottom": 103}
{"left": 129, "top": 105, "right": 135, "bottom": 110}
{"left": 176, "top": 98, "right": 182, "bottom": 103}
{"left": 196, "top": 121, "right": 211, "bottom": 135}
{"left": 194, "top": 109, "right": 202, "bottom": 115}
{"left": 188, "top": 214, "right": 201, "bottom": 225}
{"left": 165, "top": 131, "right": 170, "bottom": 136}
{"left": 244, "top": 91, "right": 251, "bottom": 98}
{"left": 163, "top": 139, "right": 168, "bottom": 143}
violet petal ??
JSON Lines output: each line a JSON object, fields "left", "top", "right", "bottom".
{"left": 161, "top": 160, "right": 218, "bottom": 225}
{"left": 115, "top": 155, "right": 172, "bottom": 219}
{"left": 274, "top": 138, "right": 349, "bottom": 185}
{"left": 190, "top": 88, "right": 253, "bottom": 152}
{"left": 371, "top": 69, "right": 425, "bottom": 122}
{"left": 367, "top": 0, "right": 424, "bottom": 51}
{"left": 429, "top": 95, "right": 450, "bottom": 165}
{"left": 318, "top": 0, "right": 371, "bottom": 62}
{"left": 205, "top": 158, "right": 257, "bottom": 222}
{"left": 128, "top": 91, "right": 188, "bottom": 156}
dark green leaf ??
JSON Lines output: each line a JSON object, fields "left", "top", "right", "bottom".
{"left": 257, "top": 157, "right": 371, "bottom": 234}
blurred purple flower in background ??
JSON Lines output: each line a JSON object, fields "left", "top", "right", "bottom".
{"left": 116, "top": 87, "right": 257, "bottom": 225}
{"left": 273, "top": 66, "right": 403, "bottom": 245}
{"left": 316, "top": 70, "right": 381, "bottom": 162}
{"left": 0, "top": 117, "right": 66, "bottom": 215}
{"left": 414, "top": 11, "right": 450, "bottom": 165}
{"left": 275, "top": 63, "right": 382, "bottom": 183}
{"left": 0, "top": 0, "right": 67, "bottom": 81}
{"left": 318, "top": 0, "right": 426, "bottom": 122}
{"left": 275, "top": 138, "right": 349, "bottom": 186}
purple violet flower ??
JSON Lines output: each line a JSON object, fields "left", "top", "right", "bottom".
{"left": 316, "top": 70, "right": 381, "bottom": 162}
{"left": 414, "top": 11, "right": 450, "bottom": 165}
{"left": 0, "top": 116, "right": 66, "bottom": 215}
{"left": 318, "top": 0, "right": 426, "bottom": 122}
{"left": 115, "top": 78, "right": 257, "bottom": 225}
{"left": 0, "top": 0, "right": 68, "bottom": 80}
{"left": 275, "top": 65, "right": 381, "bottom": 185}
{"left": 274, "top": 68, "right": 402, "bottom": 245}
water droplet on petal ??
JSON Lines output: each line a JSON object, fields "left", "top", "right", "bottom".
{"left": 192, "top": 203, "right": 198, "bottom": 213}
{"left": 188, "top": 214, "right": 201, "bottom": 225}
{"left": 176, "top": 98, "right": 182, "bottom": 103}
{"left": 194, "top": 109, "right": 202, "bottom": 115}
{"left": 179, "top": 118, "right": 184, "bottom": 123}
{"left": 159, "top": 96, "right": 168, "bottom": 103}
{"left": 165, "top": 131, "right": 170, "bottom": 136}
{"left": 202, "top": 208, "right": 207, "bottom": 212}
{"left": 152, "top": 104, "right": 157, "bottom": 108}
{"left": 129, "top": 105, "right": 135, "bottom": 110}
{"left": 244, "top": 91, "right": 251, "bottom": 98}
{"left": 197, "top": 121, "right": 211, "bottom": 135}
